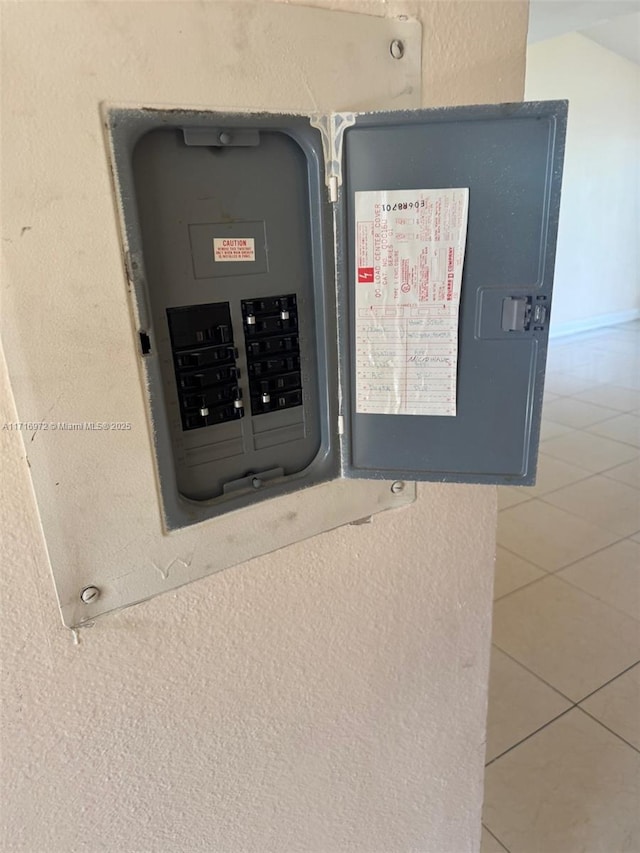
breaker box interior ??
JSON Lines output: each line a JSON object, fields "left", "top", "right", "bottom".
{"left": 107, "top": 100, "right": 567, "bottom": 531}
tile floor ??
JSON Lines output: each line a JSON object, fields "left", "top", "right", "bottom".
{"left": 482, "top": 320, "right": 640, "bottom": 853}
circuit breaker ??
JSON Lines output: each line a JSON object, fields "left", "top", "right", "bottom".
{"left": 107, "top": 100, "right": 567, "bottom": 531}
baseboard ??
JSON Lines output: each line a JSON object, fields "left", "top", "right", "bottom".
{"left": 549, "top": 309, "right": 640, "bottom": 340}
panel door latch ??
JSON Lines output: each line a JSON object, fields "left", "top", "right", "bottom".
{"left": 501, "top": 296, "right": 547, "bottom": 332}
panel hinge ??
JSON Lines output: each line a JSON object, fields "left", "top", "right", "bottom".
{"left": 329, "top": 175, "right": 339, "bottom": 203}
{"left": 309, "top": 112, "right": 356, "bottom": 203}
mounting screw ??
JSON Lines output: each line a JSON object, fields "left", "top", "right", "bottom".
{"left": 218, "top": 131, "right": 232, "bottom": 145}
{"left": 252, "top": 477, "right": 263, "bottom": 489}
{"left": 390, "top": 39, "right": 405, "bottom": 60}
{"left": 80, "top": 586, "right": 100, "bottom": 604}
{"left": 391, "top": 481, "right": 405, "bottom": 494}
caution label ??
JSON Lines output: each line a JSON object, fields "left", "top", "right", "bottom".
{"left": 213, "top": 237, "right": 256, "bottom": 262}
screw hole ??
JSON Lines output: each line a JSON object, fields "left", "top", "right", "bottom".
{"left": 139, "top": 331, "right": 151, "bottom": 355}
{"left": 390, "top": 39, "right": 405, "bottom": 60}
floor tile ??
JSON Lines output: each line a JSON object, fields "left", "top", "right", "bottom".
{"left": 542, "top": 390, "right": 561, "bottom": 404}
{"left": 480, "top": 826, "right": 509, "bottom": 853}
{"left": 580, "top": 665, "right": 640, "bottom": 750}
{"left": 566, "top": 347, "right": 638, "bottom": 374}
{"left": 526, "top": 453, "right": 591, "bottom": 497}
{"left": 497, "top": 486, "right": 531, "bottom": 511}
{"left": 587, "top": 412, "right": 640, "bottom": 448}
{"left": 543, "top": 372, "right": 593, "bottom": 396}
{"left": 557, "top": 539, "right": 640, "bottom": 621}
{"left": 485, "top": 325, "right": 640, "bottom": 849}
{"left": 497, "top": 499, "right": 619, "bottom": 572}
{"left": 485, "top": 648, "right": 571, "bottom": 763}
{"left": 484, "top": 709, "right": 640, "bottom": 853}
{"left": 539, "top": 419, "right": 574, "bottom": 441}
{"left": 565, "top": 361, "right": 636, "bottom": 387}
{"left": 545, "top": 343, "right": 600, "bottom": 373}
{"left": 603, "top": 457, "right": 640, "bottom": 488}
{"left": 542, "top": 475, "right": 640, "bottom": 538}
{"left": 494, "top": 547, "right": 546, "bottom": 600}
{"left": 574, "top": 384, "right": 640, "bottom": 412}
{"left": 603, "top": 366, "right": 640, "bottom": 391}
{"left": 492, "top": 575, "right": 640, "bottom": 701}
{"left": 541, "top": 430, "right": 638, "bottom": 473}
{"left": 542, "top": 397, "right": 619, "bottom": 428}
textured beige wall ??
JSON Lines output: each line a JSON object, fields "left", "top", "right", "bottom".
{"left": 526, "top": 32, "right": 640, "bottom": 334}
{"left": 0, "top": 1, "right": 526, "bottom": 851}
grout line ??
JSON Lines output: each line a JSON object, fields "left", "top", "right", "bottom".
{"left": 581, "top": 407, "right": 640, "bottom": 422}
{"left": 490, "top": 643, "right": 575, "bottom": 704}
{"left": 534, "top": 470, "right": 600, "bottom": 502}
{"left": 537, "top": 443, "right": 638, "bottom": 475}
{"left": 485, "top": 657, "right": 640, "bottom": 769}
{"left": 495, "top": 526, "right": 633, "bottom": 585}
{"left": 493, "top": 541, "right": 551, "bottom": 574}
{"left": 544, "top": 376, "right": 640, "bottom": 403}
{"left": 576, "top": 419, "right": 640, "bottom": 450}
{"left": 484, "top": 704, "right": 576, "bottom": 768}
{"left": 536, "top": 495, "right": 640, "bottom": 531}
{"left": 481, "top": 824, "right": 510, "bottom": 853}
{"left": 572, "top": 660, "right": 640, "bottom": 706}
{"left": 551, "top": 568, "right": 640, "bottom": 625}
{"left": 563, "top": 389, "right": 640, "bottom": 412}
{"left": 486, "top": 331, "right": 640, "bottom": 824}
{"left": 497, "top": 494, "right": 535, "bottom": 512}
{"left": 573, "top": 705, "right": 640, "bottom": 755}
{"left": 492, "top": 539, "right": 640, "bottom": 625}
{"left": 513, "top": 463, "right": 594, "bottom": 499}
{"left": 546, "top": 530, "right": 634, "bottom": 574}
{"left": 546, "top": 400, "right": 628, "bottom": 423}
{"left": 492, "top": 571, "right": 550, "bottom": 604}
{"left": 601, "top": 467, "right": 640, "bottom": 489}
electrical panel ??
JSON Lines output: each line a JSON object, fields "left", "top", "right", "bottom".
{"left": 107, "top": 100, "right": 567, "bottom": 531}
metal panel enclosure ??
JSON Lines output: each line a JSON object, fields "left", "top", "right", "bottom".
{"left": 340, "top": 101, "right": 567, "bottom": 485}
{"left": 108, "top": 100, "right": 567, "bottom": 535}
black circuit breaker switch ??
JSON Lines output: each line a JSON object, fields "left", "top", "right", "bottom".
{"left": 242, "top": 294, "right": 303, "bottom": 415}
{"left": 167, "top": 302, "right": 243, "bottom": 431}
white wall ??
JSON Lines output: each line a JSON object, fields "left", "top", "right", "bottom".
{"left": 0, "top": 2, "right": 527, "bottom": 850}
{"left": 525, "top": 32, "right": 640, "bottom": 336}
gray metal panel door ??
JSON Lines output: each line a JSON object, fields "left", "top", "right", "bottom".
{"left": 341, "top": 100, "right": 567, "bottom": 485}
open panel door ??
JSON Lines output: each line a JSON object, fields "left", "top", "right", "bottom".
{"left": 340, "top": 100, "right": 567, "bottom": 485}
